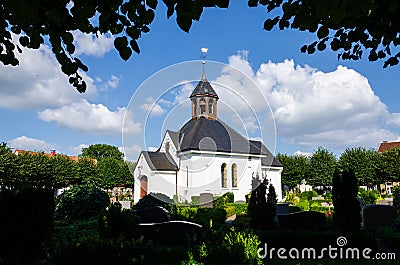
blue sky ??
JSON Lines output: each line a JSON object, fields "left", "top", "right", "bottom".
{"left": 1, "top": 1, "right": 400, "bottom": 159}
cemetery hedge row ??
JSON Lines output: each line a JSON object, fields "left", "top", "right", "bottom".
{"left": 0, "top": 143, "right": 133, "bottom": 190}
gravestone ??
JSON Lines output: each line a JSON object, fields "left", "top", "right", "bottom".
{"left": 376, "top": 198, "right": 393, "bottom": 206}
{"left": 134, "top": 221, "right": 202, "bottom": 245}
{"left": 275, "top": 203, "right": 290, "bottom": 221}
{"left": 135, "top": 206, "right": 170, "bottom": 223}
{"left": 119, "top": 200, "right": 131, "bottom": 209}
{"left": 199, "top": 192, "right": 213, "bottom": 208}
{"left": 278, "top": 211, "right": 326, "bottom": 230}
{"left": 362, "top": 204, "right": 397, "bottom": 229}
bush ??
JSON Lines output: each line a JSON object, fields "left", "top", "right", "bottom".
{"left": 358, "top": 188, "right": 378, "bottom": 205}
{"left": 227, "top": 203, "right": 248, "bottom": 216}
{"left": 232, "top": 215, "right": 251, "bottom": 230}
{"left": 55, "top": 185, "right": 110, "bottom": 223}
{"left": 300, "top": 191, "right": 318, "bottom": 201}
{"left": 191, "top": 196, "right": 200, "bottom": 205}
{"left": 213, "top": 196, "right": 226, "bottom": 208}
{"left": 224, "top": 205, "right": 236, "bottom": 217}
{"left": 174, "top": 206, "right": 198, "bottom": 221}
{"left": 221, "top": 229, "right": 263, "bottom": 265}
{"left": 289, "top": 205, "right": 302, "bottom": 213}
{"left": 193, "top": 208, "right": 226, "bottom": 227}
{"left": 392, "top": 186, "right": 400, "bottom": 211}
{"left": 98, "top": 202, "right": 139, "bottom": 239}
{"left": 223, "top": 192, "right": 234, "bottom": 203}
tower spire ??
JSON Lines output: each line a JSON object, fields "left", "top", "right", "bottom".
{"left": 201, "top": 48, "right": 208, "bottom": 80}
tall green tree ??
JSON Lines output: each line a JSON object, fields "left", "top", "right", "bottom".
{"left": 339, "top": 147, "right": 378, "bottom": 187}
{"left": 50, "top": 154, "right": 78, "bottom": 188}
{"left": 277, "top": 153, "right": 309, "bottom": 189}
{"left": 0, "top": 143, "right": 18, "bottom": 189}
{"left": 307, "top": 147, "right": 337, "bottom": 187}
{"left": 16, "top": 152, "right": 53, "bottom": 189}
{"left": 97, "top": 157, "right": 133, "bottom": 189}
{"left": 376, "top": 147, "right": 400, "bottom": 184}
{"left": 81, "top": 144, "right": 124, "bottom": 161}
{"left": 76, "top": 157, "right": 98, "bottom": 185}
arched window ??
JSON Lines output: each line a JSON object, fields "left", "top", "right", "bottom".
{"left": 221, "top": 163, "right": 227, "bottom": 188}
{"left": 199, "top": 97, "right": 206, "bottom": 114}
{"left": 231, "top": 163, "right": 237, "bottom": 187}
{"left": 208, "top": 98, "right": 214, "bottom": 114}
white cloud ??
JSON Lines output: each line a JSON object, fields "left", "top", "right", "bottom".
{"left": 294, "top": 150, "right": 312, "bottom": 157}
{"left": 69, "top": 143, "right": 89, "bottom": 155}
{"left": 38, "top": 99, "right": 141, "bottom": 136}
{"left": 97, "top": 75, "right": 121, "bottom": 90}
{"left": 0, "top": 37, "right": 97, "bottom": 110}
{"left": 73, "top": 31, "right": 114, "bottom": 57}
{"left": 140, "top": 97, "right": 166, "bottom": 117}
{"left": 148, "top": 146, "right": 158, "bottom": 152}
{"left": 8, "top": 136, "right": 55, "bottom": 152}
{"left": 215, "top": 52, "right": 400, "bottom": 149}
{"left": 121, "top": 144, "right": 143, "bottom": 161}
{"left": 105, "top": 75, "right": 120, "bottom": 89}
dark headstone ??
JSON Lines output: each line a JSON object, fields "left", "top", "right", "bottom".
{"left": 135, "top": 206, "right": 170, "bottom": 223}
{"left": 362, "top": 204, "right": 396, "bottom": 229}
{"left": 278, "top": 211, "right": 326, "bottom": 230}
{"left": 199, "top": 192, "right": 213, "bottom": 208}
{"left": 134, "top": 221, "right": 202, "bottom": 245}
{"left": 275, "top": 203, "right": 290, "bottom": 221}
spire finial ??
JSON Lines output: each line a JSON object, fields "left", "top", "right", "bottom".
{"left": 200, "top": 48, "right": 208, "bottom": 80}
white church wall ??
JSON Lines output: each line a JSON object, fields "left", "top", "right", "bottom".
{"left": 262, "top": 167, "right": 283, "bottom": 201}
{"left": 159, "top": 131, "right": 179, "bottom": 165}
{"left": 177, "top": 151, "right": 263, "bottom": 202}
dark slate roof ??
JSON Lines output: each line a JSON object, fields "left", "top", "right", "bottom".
{"left": 166, "top": 130, "right": 179, "bottom": 149}
{"left": 142, "top": 151, "right": 178, "bottom": 171}
{"left": 189, "top": 74, "right": 218, "bottom": 99}
{"left": 249, "top": 140, "right": 283, "bottom": 167}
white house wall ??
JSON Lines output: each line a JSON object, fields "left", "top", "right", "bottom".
{"left": 177, "top": 152, "right": 263, "bottom": 202}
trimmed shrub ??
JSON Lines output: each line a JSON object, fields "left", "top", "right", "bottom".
{"left": 224, "top": 205, "right": 236, "bottom": 217}
{"left": 191, "top": 195, "right": 200, "bottom": 205}
{"left": 394, "top": 186, "right": 400, "bottom": 211}
{"left": 193, "top": 208, "right": 226, "bottom": 227}
{"left": 227, "top": 203, "right": 248, "bottom": 216}
{"left": 98, "top": 202, "right": 139, "bottom": 239}
{"left": 55, "top": 185, "right": 109, "bottom": 223}
{"left": 289, "top": 205, "right": 302, "bottom": 213}
{"left": 358, "top": 188, "right": 378, "bottom": 205}
{"left": 223, "top": 192, "right": 234, "bottom": 203}
{"left": 175, "top": 206, "right": 198, "bottom": 221}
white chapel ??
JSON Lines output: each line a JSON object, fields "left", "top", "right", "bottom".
{"left": 133, "top": 69, "right": 283, "bottom": 203}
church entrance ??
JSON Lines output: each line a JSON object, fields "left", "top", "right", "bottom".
{"left": 140, "top": 175, "right": 148, "bottom": 199}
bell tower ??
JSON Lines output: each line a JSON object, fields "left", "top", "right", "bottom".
{"left": 190, "top": 49, "right": 218, "bottom": 120}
